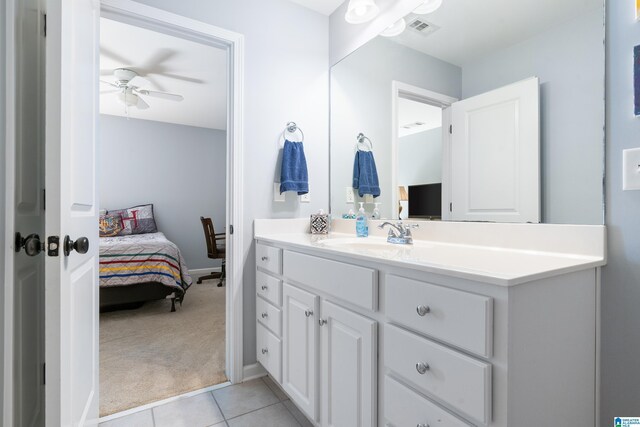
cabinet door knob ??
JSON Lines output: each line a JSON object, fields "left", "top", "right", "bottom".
{"left": 416, "top": 362, "right": 430, "bottom": 374}
{"left": 261, "top": 256, "right": 269, "bottom": 261}
{"left": 261, "top": 312, "right": 268, "bottom": 318}
{"left": 261, "top": 348, "right": 269, "bottom": 354}
{"left": 261, "top": 285, "right": 268, "bottom": 291}
{"left": 416, "top": 305, "right": 431, "bottom": 316}
{"left": 319, "top": 319, "right": 327, "bottom": 326}
{"left": 305, "top": 309, "right": 313, "bottom": 317}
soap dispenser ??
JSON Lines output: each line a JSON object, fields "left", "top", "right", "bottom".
{"left": 372, "top": 203, "right": 381, "bottom": 219}
{"left": 356, "top": 202, "right": 369, "bottom": 237}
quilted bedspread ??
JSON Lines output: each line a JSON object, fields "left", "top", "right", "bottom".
{"left": 99, "top": 232, "right": 192, "bottom": 295}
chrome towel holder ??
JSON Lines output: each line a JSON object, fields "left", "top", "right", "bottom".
{"left": 283, "top": 121, "right": 304, "bottom": 142}
{"left": 357, "top": 133, "right": 373, "bottom": 151}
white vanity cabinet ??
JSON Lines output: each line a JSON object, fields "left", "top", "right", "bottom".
{"left": 255, "top": 238, "right": 600, "bottom": 427}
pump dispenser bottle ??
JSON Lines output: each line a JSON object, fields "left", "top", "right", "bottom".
{"left": 355, "top": 202, "right": 369, "bottom": 237}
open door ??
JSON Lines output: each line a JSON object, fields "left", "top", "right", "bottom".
{"left": 449, "top": 77, "right": 540, "bottom": 223}
{"left": 44, "top": 1, "right": 100, "bottom": 425}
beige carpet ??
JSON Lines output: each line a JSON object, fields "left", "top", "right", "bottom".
{"left": 99, "top": 281, "right": 227, "bottom": 416}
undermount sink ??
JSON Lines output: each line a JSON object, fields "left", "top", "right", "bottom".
{"left": 318, "top": 237, "right": 395, "bottom": 251}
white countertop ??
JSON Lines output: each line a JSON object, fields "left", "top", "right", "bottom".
{"left": 254, "top": 220, "right": 606, "bottom": 286}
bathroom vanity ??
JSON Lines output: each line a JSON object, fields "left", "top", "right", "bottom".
{"left": 254, "top": 219, "right": 606, "bottom": 427}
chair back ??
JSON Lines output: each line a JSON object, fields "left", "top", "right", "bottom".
{"left": 200, "top": 216, "right": 221, "bottom": 259}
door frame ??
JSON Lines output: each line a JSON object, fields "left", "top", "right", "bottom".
{"left": 99, "top": 0, "right": 246, "bottom": 384}
{"left": 390, "top": 81, "right": 457, "bottom": 220}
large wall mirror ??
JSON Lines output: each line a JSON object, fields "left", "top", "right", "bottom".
{"left": 330, "top": 0, "right": 605, "bottom": 224}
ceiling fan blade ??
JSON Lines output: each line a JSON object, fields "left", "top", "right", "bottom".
{"left": 100, "top": 80, "right": 118, "bottom": 88}
{"left": 100, "top": 46, "right": 132, "bottom": 66}
{"left": 142, "top": 48, "right": 178, "bottom": 71}
{"left": 128, "top": 75, "right": 151, "bottom": 89}
{"left": 137, "top": 89, "right": 184, "bottom": 102}
{"left": 100, "top": 89, "right": 120, "bottom": 94}
{"left": 148, "top": 72, "right": 205, "bottom": 84}
{"left": 136, "top": 95, "right": 150, "bottom": 110}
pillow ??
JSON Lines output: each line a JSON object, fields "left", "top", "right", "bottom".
{"left": 99, "top": 214, "right": 123, "bottom": 237}
{"left": 108, "top": 204, "right": 158, "bottom": 235}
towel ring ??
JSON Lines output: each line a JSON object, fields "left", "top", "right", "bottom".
{"left": 356, "top": 133, "right": 373, "bottom": 151}
{"left": 283, "top": 122, "right": 304, "bottom": 142}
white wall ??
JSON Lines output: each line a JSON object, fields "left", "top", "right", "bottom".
{"left": 0, "top": 0, "right": 6, "bottom": 417}
{"left": 99, "top": 114, "right": 226, "bottom": 270}
{"left": 461, "top": 7, "right": 604, "bottom": 225}
{"left": 331, "top": 37, "right": 460, "bottom": 219}
{"left": 601, "top": 0, "right": 640, "bottom": 422}
{"left": 397, "top": 128, "right": 442, "bottom": 187}
{"left": 131, "top": 0, "right": 329, "bottom": 365}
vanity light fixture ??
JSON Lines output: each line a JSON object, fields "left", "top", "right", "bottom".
{"left": 345, "top": 0, "right": 380, "bottom": 24}
{"left": 413, "top": 0, "right": 443, "bottom": 15}
{"left": 380, "top": 18, "right": 407, "bottom": 37}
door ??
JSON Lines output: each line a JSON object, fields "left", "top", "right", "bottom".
{"left": 44, "top": 1, "right": 100, "bottom": 426}
{"left": 320, "top": 301, "right": 376, "bottom": 427}
{"left": 12, "top": 0, "right": 46, "bottom": 425}
{"left": 450, "top": 77, "right": 540, "bottom": 223}
{"left": 282, "top": 284, "right": 319, "bottom": 421}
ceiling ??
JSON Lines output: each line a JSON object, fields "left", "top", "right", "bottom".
{"left": 398, "top": 98, "right": 442, "bottom": 138}
{"left": 100, "top": 18, "right": 227, "bottom": 130}
{"left": 286, "top": 0, "right": 344, "bottom": 15}
{"left": 388, "top": 0, "right": 602, "bottom": 66}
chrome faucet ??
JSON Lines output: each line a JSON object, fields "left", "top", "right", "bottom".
{"left": 378, "top": 221, "right": 419, "bottom": 244}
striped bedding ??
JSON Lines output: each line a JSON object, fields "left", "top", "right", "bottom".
{"left": 99, "top": 232, "right": 192, "bottom": 296}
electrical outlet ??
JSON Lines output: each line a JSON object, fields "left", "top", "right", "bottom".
{"left": 346, "top": 187, "right": 355, "bottom": 203}
{"left": 623, "top": 148, "right": 640, "bottom": 190}
{"left": 300, "top": 193, "right": 311, "bottom": 203}
{"left": 273, "top": 183, "right": 285, "bottom": 202}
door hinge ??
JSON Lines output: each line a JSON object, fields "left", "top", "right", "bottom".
{"left": 449, "top": 124, "right": 452, "bottom": 134}
{"left": 47, "top": 236, "right": 60, "bottom": 257}
{"left": 43, "top": 13, "right": 47, "bottom": 37}
{"left": 230, "top": 225, "right": 234, "bottom": 235}
{"left": 42, "top": 189, "right": 45, "bottom": 210}
{"left": 449, "top": 202, "right": 453, "bottom": 212}
{"left": 42, "top": 363, "right": 46, "bottom": 385}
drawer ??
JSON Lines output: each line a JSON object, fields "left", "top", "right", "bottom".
{"left": 283, "top": 250, "right": 377, "bottom": 310}
{"left": 384, "top": 324, "right": 491, "bottom": 425}
{"left": 257, "top": 296, "right": 282, "bottom": 336}
{"left": 385, "top": 274, "right": 493, "bottom": 358}
{"left": 384, "top": 376, "right": 472, "bottom": 427}
{"left": 257, "top": 322, "right": 282, "bottom": 383}
{"left": 256, "top": 270, "right": 282, "bottom": 307}
{"left": 256, "top": 243, "right": 282, "bottom": 275}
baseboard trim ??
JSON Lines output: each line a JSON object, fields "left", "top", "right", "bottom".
{"left": 243, "top": 363, "right": 267, "bottom": 381}
{"left": 189, "top": 267, "right": 222, "bottom": 278}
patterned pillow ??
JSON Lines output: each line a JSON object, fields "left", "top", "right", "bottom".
{"left": 108, "top": 204, "right": 158, "bottom": 236}
{"left": 99, "top": 214, "right": 123, "bottom": 237}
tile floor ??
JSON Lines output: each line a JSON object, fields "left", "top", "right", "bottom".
{"left": 99, "top": 377, "right": 313, "bottom": 427}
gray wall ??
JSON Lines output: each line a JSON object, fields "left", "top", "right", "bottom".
{"left": 99, "top": 115, "right": 226, "bottom": 271}
{"left": 601, "top": 0, "right": 640, "bottom": 422}
{"left": 131, "top": 0, "right": 329, "bottom": 365}
{"left": 397, "top": 128, "right": 443, "bottom": 188}
{"left": 0, "top": 0, "right": 6, "bottom": 417}
{"left": 331, "top": 37, "right": 461, "bottom": 219}
{"left": 461, "top": 7, "right": 605, "bottom": 225}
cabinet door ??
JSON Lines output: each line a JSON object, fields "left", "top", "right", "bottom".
{"left": 282, "top": 284, "right": 320, "bottom": 420}
{"left": 321, "top": 300, "right": 377, "bottom": 427}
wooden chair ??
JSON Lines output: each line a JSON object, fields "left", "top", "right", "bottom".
{"left": 197, "top": 216, "right": 226, "bottom": 287}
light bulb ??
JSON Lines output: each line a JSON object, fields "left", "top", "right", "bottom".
{"left": 355, "top": 6, "right": 367, "bottom": 16}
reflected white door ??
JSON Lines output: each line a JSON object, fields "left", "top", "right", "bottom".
{"left": 450, "top": 77, "right": 540, "bottom": 223}
{"left": 12, "top": 0, "right": 46, "bottom": 425}
{"left": 44, "top": 1, "right": 100, "bottom": 426}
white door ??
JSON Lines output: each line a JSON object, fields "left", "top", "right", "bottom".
{"left": 282, "top": 284, "right": 319, "bottom": 421}
{"left": 450, "top": 77, "right": 540, "bottom": 223}
{"left": 320, "top": 301, "right": 376, "bottom": 427}
{"left": 44, "top": 1, "right": 100, "bottom": 426}
{"left": 12, "top": 0, "right": 46, "bottom": 425}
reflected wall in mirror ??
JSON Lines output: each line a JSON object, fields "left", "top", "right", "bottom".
{"left": 330, "top": 0, "right": 605, "bottom": 224}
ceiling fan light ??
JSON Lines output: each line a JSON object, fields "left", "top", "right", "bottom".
{"left": 413, "top": 0, "right": 443, "bottom": 15}
{"left": 345, "top": 0, "right": 380, "bottom": 24}
{"left": 380, "top": 18, "right": 406, "bottom": 37}
{"left": 117, "top": 89, "right": 138, "bottom": 107}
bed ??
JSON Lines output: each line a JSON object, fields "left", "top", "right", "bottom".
{"left": 99, "top": 232, "right": 193, "bottom": 312}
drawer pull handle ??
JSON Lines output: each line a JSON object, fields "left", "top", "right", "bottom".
{"left": 261, "top": 285, "right": 268, "bottom": 291}
{"left": 261, "top": 312, "right": 268, "bottom": 319}
{"left": 416, "top": 362, "right": 430, "bottom": 374}
{"left": 261, "top": 348, "right": 269, "bottom": 354}
{"left": 261, "top": 256, "right": 269, "bottom": 261}
{"left": 417, "top": 424, "right": 430, "bottom": 427}
{"left": 416, "top": 305, "right": 431, "bottom": 316}
{"left": 305, "top": 309, "right": 313, "bottom": 317}
{"left": 319, "top": 319, "right": 327, "bottom": 326}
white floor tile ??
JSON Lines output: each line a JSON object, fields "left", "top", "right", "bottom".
{"left": 227, "top": 403, "right": 299, "bottom": 427}
{"left": 99, "top": 410, "right": 154, "bottom": 427}
{"left": 153, "top": 392, "right": 224, "bottom": 427}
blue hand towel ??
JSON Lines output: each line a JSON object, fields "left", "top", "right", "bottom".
{"left": 353, "top": 150, "right": 380, "bottom": 198}
{"left": 280, "top": 140, "right": 309, "bottom": 195}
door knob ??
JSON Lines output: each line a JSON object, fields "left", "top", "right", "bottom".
{"left": 15, "top": 232, "right": 43, "bottom": 256}
{"left": 416, "top": 362, "right": 430, "bottom": 374}
{"left": 63, "top": 236, "right": 90, "bottom": 256}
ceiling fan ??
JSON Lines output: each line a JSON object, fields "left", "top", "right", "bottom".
{"left": 100, "top": 68, "right": 184, "bottom": 110}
